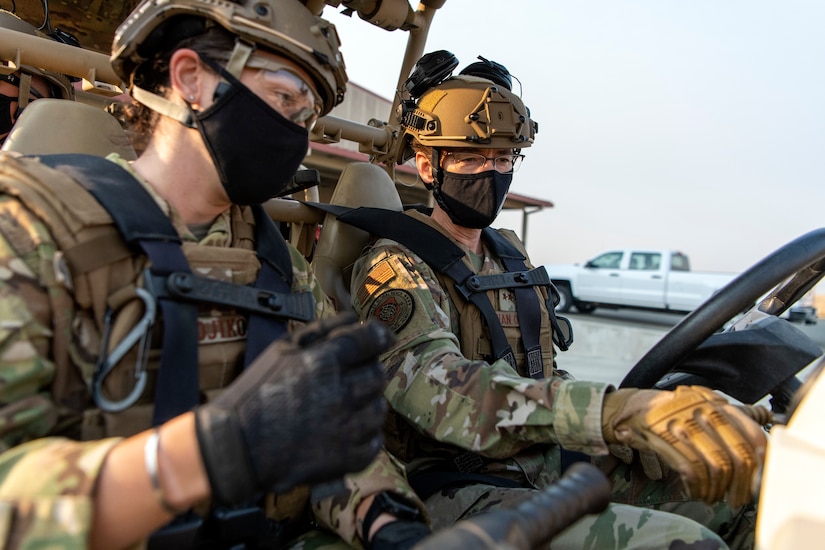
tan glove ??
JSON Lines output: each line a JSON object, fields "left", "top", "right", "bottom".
{"left": 602, "top": 385, "right": 767, "bottom": 507}
{"left": 607, "top": 445, "right": 670, "bottom": 480}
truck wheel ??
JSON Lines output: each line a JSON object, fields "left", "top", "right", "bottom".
{"left": 575, "top": 301, "right": 597, "bottom": 314}
{"left": 555, "top": 284, "right": 573, "bottom": 313}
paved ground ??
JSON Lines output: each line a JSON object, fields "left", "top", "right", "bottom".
{"left": 555, "top": 309, "right": 825, "bottom": 388}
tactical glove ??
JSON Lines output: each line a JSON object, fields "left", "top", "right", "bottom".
{"left": 195, "top": 313, "right": 393, "bottom": 505}
{"left": 607, "top": 445, "right": 670, "bottom": 481}
{"left": 601, "top": 385, "right": 767, "bottom": 507}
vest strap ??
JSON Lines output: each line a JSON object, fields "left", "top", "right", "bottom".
{"left": 148, "top": 271, "right": 314, "bottom": 322}
{"left": 35, "top": 155, "right": 302, "bottom": 425}
{"left": 483, "top": 228, "right": 546, "bottom": 379}
{"left": 243, "top": 205, "right": 296, "bottom": 366}
{"left": 317, "top": 204, "right": 561, "bottom": 371}
{"left": 38, "top": 154, "right": 200, "bottom": 424}
{"left": 455, "top": 267, "right": 552, "bottom": 298}
{"left": 313, "top": 203, "right": 519, "bottom": 370}
{"left": 480, "top": 229, "right": 574, "bottom": 352}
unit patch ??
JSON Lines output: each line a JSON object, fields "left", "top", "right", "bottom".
{"left": 368, "top": 289, "right": 414, "bottom": 332}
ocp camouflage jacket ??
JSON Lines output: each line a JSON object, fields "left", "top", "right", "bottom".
{"left": 351, "top": 209, "right": 611, "bottom": 484}
{"left": 0, "top": 152, "right": 420, "bottom": 548}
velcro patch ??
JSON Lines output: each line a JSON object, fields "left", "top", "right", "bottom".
{"left": 357, "top": 259, "right": 397, "bottom": 305}
{"left": 198, "top": 314, "right": 248, "bottom": 344}
{"left": 367, "top": 289, "right": 415, "bottom": 332}
{"left": 497, "top": 312, "right": 520, "bottom": 327}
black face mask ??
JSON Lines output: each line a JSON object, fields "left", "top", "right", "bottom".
{"left": 189, "top": 60, "right": 309, "bottom": 205}
{"left": 433, "top": 169, "right": 513, "bottom": 229}
{"left": 0, "top": 94, "right": 19, "bottom": 144}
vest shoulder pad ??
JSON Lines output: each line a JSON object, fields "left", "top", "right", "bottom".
{"left": 0, "top": 153, "right": 116, "bottom": 251}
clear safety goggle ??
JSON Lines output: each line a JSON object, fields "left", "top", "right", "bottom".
{"left": 245, "top": 56, "right": 322, "bottom": 129}
{"left": 441, "top": 151, "right": 525, "bottom": 173}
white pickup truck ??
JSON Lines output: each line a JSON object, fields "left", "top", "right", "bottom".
{"left": 546, "top": 249, "right": 737, "bottom": 314}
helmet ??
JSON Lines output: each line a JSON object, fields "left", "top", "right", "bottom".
{"left": 396, "top": 56, "right": 537, "bottom": 164}
{"left": 111, "top": 0, "right": 346, "bottom": 115}
{"left": 0, "top": 10, "right": 74, "bottom": 101}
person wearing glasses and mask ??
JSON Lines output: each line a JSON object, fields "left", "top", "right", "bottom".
{"left": 349, "top": 53, "right": 766, "bottom": 549}
{"left": 0, "top": 9, "right": 74, "bottom": 145}
{"left": 0, "top": 1, "right": 437, "bottom": 549}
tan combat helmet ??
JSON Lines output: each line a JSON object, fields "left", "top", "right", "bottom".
{"left": 111, "top": 0, "right": 347, "bottom": 117}
{"left": 0, "top": 9, "right": 75, "bottom": 105}
{"left": 395, "top": 51, "right": 537, "bottom": 164}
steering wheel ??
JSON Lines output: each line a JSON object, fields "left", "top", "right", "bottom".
{"left": 620, "top": 228, "right": 825, "bottom": 392}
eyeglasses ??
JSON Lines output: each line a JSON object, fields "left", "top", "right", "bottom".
{"left": 442, "top": 151, "right": 525, "bottom": 173}
{"left": 247, "top": 57, "right": 322, "bottom": 129}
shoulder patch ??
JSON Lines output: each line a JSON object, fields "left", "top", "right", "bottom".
{"left": 367, "top": 289, "right": 415, "bottom": 332}
{"left": 357, "top": 258, "right": 397, "bottom": 305}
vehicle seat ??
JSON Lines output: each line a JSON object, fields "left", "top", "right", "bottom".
{"left": 312, "top": 162, "right": 402, "bottom": 312}
{"left": 1, "top": 98, "right": 136, "bottom": 160}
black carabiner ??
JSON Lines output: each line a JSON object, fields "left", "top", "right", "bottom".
{"left": 93, "top": 287, "right": 157, "bottom": 412}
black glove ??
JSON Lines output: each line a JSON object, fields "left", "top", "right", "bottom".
{"left": 363, "top": 491, "right": 428, "bottom": 550}
{"left": 195, "top": 312, "right": 393, "bottom": 505}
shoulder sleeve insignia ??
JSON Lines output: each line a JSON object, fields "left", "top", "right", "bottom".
{"left": 367, "top": 289, "right": 415, "bottom": 332}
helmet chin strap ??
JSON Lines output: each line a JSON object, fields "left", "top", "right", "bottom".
{"left": 428, "top": 147, "right": 452, "bottom": 219}
{"left": 223, "top": 39, "right": 254, "bottom": 80}
{"left": 429, "top": 147, "right": 444, "bottom": 189}
{"left": 131, "top": 85, "right": 191, "bottom": 126}
{"left": 16, "top": 73, "right": 33, "bottom": 108}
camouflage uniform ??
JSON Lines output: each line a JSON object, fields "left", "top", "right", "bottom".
{"left": 0, "top": 152, "right": 422, "bottom": 549}
{"left": 351, "top": 209, "right": 755, "bottom": 550}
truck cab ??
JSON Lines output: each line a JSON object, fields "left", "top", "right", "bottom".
{"left": 581, "top": 250, "right": 688, "bottom": 308}
{"left": 548, "top": 249, "right": 735, "bottom": 314}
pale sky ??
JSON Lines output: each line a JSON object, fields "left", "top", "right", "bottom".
{"left": 322, "top": 1, "right": 825, "bottom": 277}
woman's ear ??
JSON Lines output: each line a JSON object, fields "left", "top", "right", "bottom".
{"left": 168, "top": 48, "right": 214, "bottom": 109}
{"left": 415, "top": 151, "right": 434, "bottom": 184}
